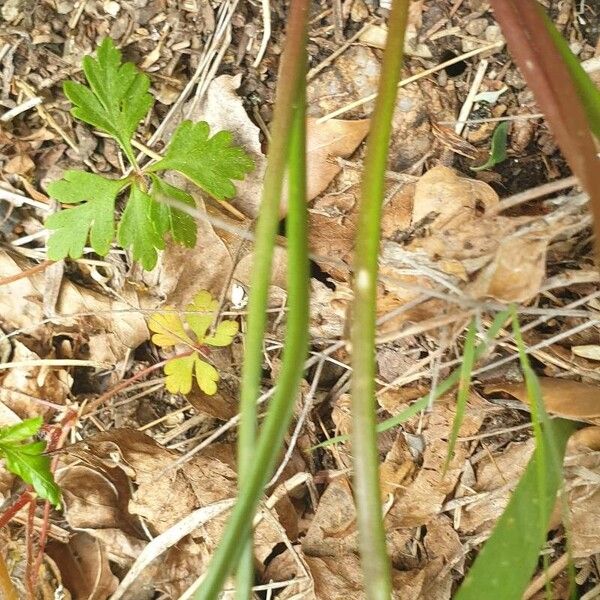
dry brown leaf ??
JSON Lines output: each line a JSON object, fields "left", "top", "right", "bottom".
{"left": 569, "top": 426, "right": 600, "bottom": 451}
{"left": 563, "top": 443, "right": 600, "bottom": 557}
{"left": 384, "top": 391, "right": 486, "bottom": 528}
{"left": 571, "top": 345, "right": 600, "bottom": 361}
{"left": 307, "top": 46, "right": 381, "bottom": 118}
{"left": 484, "top": 378, "right": 600, "bottom": 422}
{"left": 303, "top": 118, "right": 369, "bottom": 202}
{"left": 46, "top": 533, "right": 118, "bottom": 600}
{"left": 0, "top": 251, "right": 149, "bottom": 364}
{"left": 0, "top": 340, "right": 71, "bottom": 419}
{"left": 60, "top": 429, "right": 286, "bottom": 596}
{"left": 459, "top": 439, "right": 535, "bottom": 535}
{"left": 268, "top": 549, "right": 427, "bottom": 600}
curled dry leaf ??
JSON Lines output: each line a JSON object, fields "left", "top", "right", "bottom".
{"left": 46, "top": 533, "right": 118, "bottom": 600}
{"left": 59, "top": 429, "right": 287, "bottom": 597}
{"left": 302, "top": 117, "right": 369, "bottom": 203}
{"left": 484, "top": 377, "right": 600, "bottom": 423}
{"left": 0, "top": 250, "right": 149, "bottom": 364}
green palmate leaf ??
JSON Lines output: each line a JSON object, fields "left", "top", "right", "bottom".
{"left": 149, "top": 175, "right": 197, "bottom": 247}
{"left": 117, "top": 183, "right": 165, "bottom": 270}
{"left": 147, "top": 121, "right": 255, "bottom": 200}
{"left": 471, "top": 121, "right": 509, "bottom": 172}
{"left": 0, "top": 417, "right": 61, "bottom": 507}
{"left": 0, "top": 416, "right": 44, "bottom": 444}
{"left": 64, "top": 38, "right": 152, "bottom": 163}
{"left": 46, "top": 171, "right": 128, "bottom": 260}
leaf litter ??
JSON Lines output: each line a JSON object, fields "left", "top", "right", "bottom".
{"left": 1, "top": 0, "right": 600, "bottom": 597}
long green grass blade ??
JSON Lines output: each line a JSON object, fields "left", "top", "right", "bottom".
{"left": 443, "top": 318, "right": 477, "bottom": 473}
{"left": 350, "top": 2, "right": 411, "bottom": 596}
{"left": 316, "top": 309, "right": 511, "bottom": 449}
{"left": 194, "top": 9, "right": 310, "bottom": 596}
{"left": 542, "top": 12, "right": 600, "bottom": 139}
{"left": 454, "top": 419, "right": 574, "bottom": 600}
{"left": 455, "top": 309, "right": 576, "bottom": 600}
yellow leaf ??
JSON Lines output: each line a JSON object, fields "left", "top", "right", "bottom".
{"left": 194, "top": 358, "right": 219, "bottom": 395}
{"left": 164, "top": 355, "right": 195, "bottom": 394}
{"left": 148, "top": 308, "right": 193, "bottom": 348}
{"left": 204, "top": 320, "right": 239, "bottom": 347}
{"left": 185, "top": 290, "right": 218, "bottom": 341}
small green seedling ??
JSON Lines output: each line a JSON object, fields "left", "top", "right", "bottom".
{"left": 46, "top": 38, "right": 254, "bottom": 270}
{"left": 148, "top": 290, "right": 238, "bottom": 395}
{"left": 471, "top": 121, "right": 509, "bottom": 172}
{"left": 0, "top": 417, "right": 61, "bottom": 507}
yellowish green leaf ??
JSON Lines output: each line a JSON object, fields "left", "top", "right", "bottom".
{"left": 185, "top": 290, "right": 218, "bottom": 341}
{"left": 204, "top": 320, "right": 239, "bottom": 347}
{"left": 164, "top": 354, "right": 196, "bottom": 394}
{"left": 148, "top": 308, "right": 193, "bottom": 348}
{"left": 194, "top": 358, "right": 219, "bottom": 395}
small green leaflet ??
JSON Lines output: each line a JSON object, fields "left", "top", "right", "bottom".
{"left": 46, "top": 171, "right": 127, "bottom": 260}
{"left": 471, "top": 121, "right": 509, "bottom": 171}
{"left": 0, "top": 417, "right": 61, "bottom": 507}
{"left": 148, "top": 290, "right": 239, "bottom": 395}
{"left": 64, "top": 37, "right": 152, "bottom": 163}
{"left": 148, "top": 121, "right": 255, "bottom": 200}
{"left": 117, "top": 183, "right": 165, "bottom": 271}
{"left": 149, "top": 175, "right": 197, "bottom": 248}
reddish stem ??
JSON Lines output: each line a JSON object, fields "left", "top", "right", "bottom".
{"left": 82, "top": 351, "right": 193, "bottom": 416}
{"left": 25, "top": 500, "right": 36, "bottom": 599}
{"left": 30, "top": 410, "right": 77, "bottom": 588}
{"left": 0, "top": 492, "right": 35, "bottom": 529}
{"left": 0, "top": 260, "right": 54, "bottom": 287}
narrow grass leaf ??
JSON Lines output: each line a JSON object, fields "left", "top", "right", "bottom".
{"left": 471, "top": 122, "right": 508, "bottom": 172}
{"left": 454, "top": 418, "right": 574, "bottom": 600}
{"left": 315, "top": 309, "right": 511, "bottom": 449}
{"left": 443, "top": 318, "right": 477, "bottom": 473}
{"left": 541, "top": 13, "right": 600, "bottom": 139}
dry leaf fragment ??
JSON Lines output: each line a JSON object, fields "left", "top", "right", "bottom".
{"left": 571, "top": 345, "right": 600, "bottom": 361}
{"left": 303, "top": 117, "right": 370, "bottom": 202}
{"left": 484, "top": 377, "right": 600, "bottom": 422}
{"left": 46, "top": 533, "right": 118, "bottom": 600}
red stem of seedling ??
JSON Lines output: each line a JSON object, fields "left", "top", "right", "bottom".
{"left": 25, "top": 500, "right": 36, "bottom": 599}
{"left": 29, "top": 410, "right": 77, "bottom": 590}
{"left": 0, "top": 491, "right": 35, "bottom": 529}
{"left": 82, "top": 351, "right": 193, "bottom": 416}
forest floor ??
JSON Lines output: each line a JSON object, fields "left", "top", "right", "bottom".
{"left": 1, "top": 0, "right": 600, "bottom": 598}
